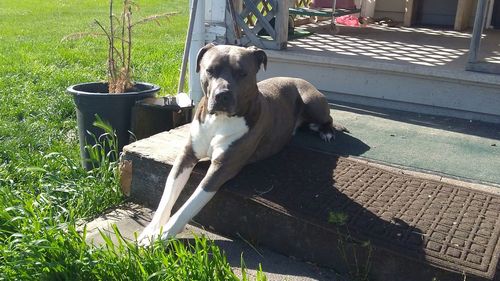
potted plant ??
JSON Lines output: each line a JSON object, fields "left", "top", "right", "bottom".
{"left": 65, "top": 0, "right": 175, "bottom": 169}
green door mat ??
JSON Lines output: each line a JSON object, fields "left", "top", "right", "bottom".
{"left": 292, "top": 105, "right": 500, "bottom": 186}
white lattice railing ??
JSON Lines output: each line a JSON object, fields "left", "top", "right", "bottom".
{"left": 226, "top": 0, "right": 289, "bottom": 50}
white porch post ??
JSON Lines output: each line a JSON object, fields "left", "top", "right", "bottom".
{"left": 188, "top": 0, "right": 205, "bottom": 105}
{"left": 468, "top": 0, "right": 488, "bottom": 64}
{"left": 361, "top": 0, "right": 376, "bottom": 18}
{"left": 205, "top": 0, "right": 227, "bottom": 43}
{"left": 466, "top": 0, "right": 500, "bottom": 74}
{"left": 189, "top": 0, "right": 228, "bottom": 104}
{"left": 486, "top": 0, "right": 495, "bottom": 29}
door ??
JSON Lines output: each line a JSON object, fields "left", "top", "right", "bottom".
{"left": 416, "top": 0, "right": 459, "bottom": 27}
{"left": 492, "top": 0, "right": 500, "bottom": 28}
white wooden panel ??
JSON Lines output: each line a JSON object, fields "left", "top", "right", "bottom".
{"left": 257, "top": 51, "right": 500, "bottom": 122}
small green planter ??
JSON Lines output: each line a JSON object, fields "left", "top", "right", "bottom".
{"left": 67, "top": 82, "right": 160, "bottom": 169}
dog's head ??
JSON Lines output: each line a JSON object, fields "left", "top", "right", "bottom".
{"left": 196, "top": 44, "right": 267, "bottom": 116}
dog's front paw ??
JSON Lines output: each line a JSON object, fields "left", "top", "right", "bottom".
{"left": 138, "top": 236, "right": 153, "bottom": 247}
{"left": 158, "top": 221, "right": 180, "bottom": 241}
{"left": 137, "top": 225, "right": 160, "bottom": 247}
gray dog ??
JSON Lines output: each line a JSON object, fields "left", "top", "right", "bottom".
{"left": 138, "top": 44, "right": 347, "bottom": 245}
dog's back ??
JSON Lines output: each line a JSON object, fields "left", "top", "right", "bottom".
{"left": 256, "top": 77, "right": 340, "bottom": 145}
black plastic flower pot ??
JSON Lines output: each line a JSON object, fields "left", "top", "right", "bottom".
{"left": 67, "top": 82, "right": 160, "bottom": 170}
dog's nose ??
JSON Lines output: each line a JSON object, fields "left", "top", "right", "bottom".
{"left": 214, "top": 90, "right": 231, "bottom": 103}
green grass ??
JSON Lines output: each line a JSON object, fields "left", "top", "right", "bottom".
{"left": 0, "top": 1, "right": 264, "bottom": 280}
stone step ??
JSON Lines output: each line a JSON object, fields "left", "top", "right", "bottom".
{"left": 120, "top": 125, "right": 500, "bottom": 281}
{"left": 260, "top": 49, "right": 500, "bottom": 124}
{"left": 83, "top": 203, "right": 344, "bottom": 281}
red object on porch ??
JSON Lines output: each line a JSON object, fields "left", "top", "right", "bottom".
{"left": 310, "top": 0, "right": 356, "bottom": 9}
{"left": 335, "top": 14, "right": 360, "bottom": 26}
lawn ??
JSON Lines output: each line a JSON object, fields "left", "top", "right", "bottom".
{"left": 0, "top": 1, "right": 262, "bottom": 280}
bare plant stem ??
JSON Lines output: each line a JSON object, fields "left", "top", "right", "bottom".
{"left": 94, "top": 20, "right": 115, "bottom": 90}
{"left": 121, "top": 0, "right": 126, "bottom": 69}
{"left": 126, "top": 1, "right": 132, "bottom": 78}
{"left": 65, "top": 0, "right": 175, "bottom": 93}
{"left": 109, "top": 0, "right": 116, "bottom": 92}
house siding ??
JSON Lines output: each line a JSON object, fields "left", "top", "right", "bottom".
{"left": 416, "top": 0, "right": 458, "bottom": 26}
{"left": 374, "top": 0, "right": 405, "bottom": 22}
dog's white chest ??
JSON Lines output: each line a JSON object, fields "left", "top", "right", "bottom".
{"left": 190, "top": 114, "right": 249, "bottom": 160}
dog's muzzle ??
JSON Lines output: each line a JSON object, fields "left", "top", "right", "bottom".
{"left": 208, "top": 90, "right": 236, "bottom": 115}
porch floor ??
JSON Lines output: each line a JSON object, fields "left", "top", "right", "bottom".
{"left": 261, "top": 23, "right": 500, "bottom": 124}
{"left": 288, "top": 23, "right": 500, "bottom": 79}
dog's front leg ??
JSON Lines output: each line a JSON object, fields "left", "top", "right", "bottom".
{"left": 158, "top": 156, "right": 246, "bottom": 240}
{"left": 138, "top": 145, "right": 198, "bottom": 245}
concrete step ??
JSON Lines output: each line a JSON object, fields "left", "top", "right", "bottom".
{"left": 259, "top": 49, "right": 500, "bottom": 123}
{"left": 120, "top": 125, "right": 500, "bottom": 281}
{"left": 84, "top": 203, "right": 344, "bottom": 281}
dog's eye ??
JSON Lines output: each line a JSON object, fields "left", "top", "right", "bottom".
{"left": 206, "top": 68, "right": 216, "bottom": 76}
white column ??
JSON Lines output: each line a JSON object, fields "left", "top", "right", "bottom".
{"left": 468, "top": 0, "right": 488, "bottom": 64}
{"left": 361, "top": 0, "right": 376, "bottom": 18}
{"left": 189, "top": 0, "right": 205, "bottom": 105}
{"left": 486, "top": 0, "right": 495, "bottom": 29}
{"left": 205, "top": 0, "right": 227, "bottom": 42}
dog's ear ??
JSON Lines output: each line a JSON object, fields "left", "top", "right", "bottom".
{"left": 196, "top": 43, "right": 216, "bottom": 73}
{"left": 248, "top": 46, "right": 267, "bottom": 71}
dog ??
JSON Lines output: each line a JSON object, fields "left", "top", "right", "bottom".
{"left": 138, "top": 44, "right": 347, "bottom": 245}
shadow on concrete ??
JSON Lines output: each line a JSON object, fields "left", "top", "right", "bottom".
{"left": 294, "top": 24, "right": 500, "bottom": 70}
{"left": 291, "top": 128, "right": 371, "bottom": 157}
{"left": 181, "top": 231, "right": 344, "bottom": 281}
{"left": 186, "top": 142, "right": 464, "bottom": 281}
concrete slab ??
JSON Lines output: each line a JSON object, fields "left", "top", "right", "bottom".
{"left": 121, "top": 125, "right": 500, "bottom": 281}
{"left": 84, "top": 203, "right": 344, "bottom": 281}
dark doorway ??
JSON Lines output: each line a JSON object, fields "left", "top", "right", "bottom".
{"left": 416, "top": 0, "right": 458, "bottom": 27}
{"left": 492, "top": 0, "right": 500, "bottom": 28}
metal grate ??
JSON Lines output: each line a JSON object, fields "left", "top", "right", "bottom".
{"left": 226, "top": 145, "right": 500, "bottom": 279}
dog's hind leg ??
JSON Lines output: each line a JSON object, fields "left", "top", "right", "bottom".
{"left": 302, "top": 93, "right": 348, "bottom": 142}
{"left": 308, "top": 118, "right": 349, "bottom": 142}
{"left": 138, "top": 145, "right": 198, "bottom": 245}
